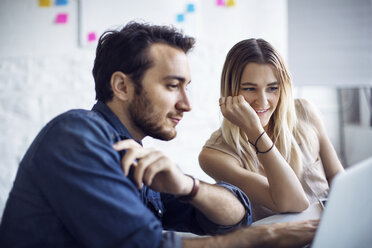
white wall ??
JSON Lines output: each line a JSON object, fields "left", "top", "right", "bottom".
{"left": 143, "top": 0, "right": 289, "bottom": 182}
{"left": 344, "top": 89, "right": 372, "bottom": 165}
{"left": 4, "top": 0, "right": 364, "bottom": 220}
{"left": 2, "top": 0, "right": 369, "bottom": 224}
{"left": 0, "top": 0, "right": 290, "bottom": 217}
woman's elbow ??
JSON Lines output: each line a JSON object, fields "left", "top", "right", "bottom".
{"left": 291, "top": 197, "right": 310, "bottom": 212}
{"left": 275, "top": 196, "right": 310, "bottom": 213}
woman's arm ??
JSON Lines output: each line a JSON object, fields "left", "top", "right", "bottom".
{"left": 299, "top": 99, "right": 345, "bottom": 185}
{"left": 199, "top": 146, "right": 308, "bottom": 213}
{"left": 204, "top": 96, "right": 308, "bottom": 213}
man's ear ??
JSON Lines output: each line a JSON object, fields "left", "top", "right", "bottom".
{"left": 110, "top": 71, "right": 133, "bottom": 101}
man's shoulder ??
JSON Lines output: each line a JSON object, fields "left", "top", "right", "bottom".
{"left": 41, "top": 108, "right": 117, "bottom": 141}
{"left": 48, "top": 108, "right": 107, "bottom": 128}
{"left": 53, "top": 108, "right": 100, "bottom": 122}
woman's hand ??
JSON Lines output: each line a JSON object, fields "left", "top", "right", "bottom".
{"left": 219, "top": 95, "right": 263, "bottom": 137}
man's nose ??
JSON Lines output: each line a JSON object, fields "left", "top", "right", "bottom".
{"left": 176, "top": 90, "right": 192, "bottom": 112}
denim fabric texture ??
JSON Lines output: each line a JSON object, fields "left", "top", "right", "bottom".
{"left": 0, "top": 101, "right": 252, "bottom": 247}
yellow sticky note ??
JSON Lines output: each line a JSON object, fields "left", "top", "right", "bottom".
{"left": 226, "top": 0, "right": 235, "bottom": 7}
{"left": 39, "top": 0, "right": 52, "bottom": 7}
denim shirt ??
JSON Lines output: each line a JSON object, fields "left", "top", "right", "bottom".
{"left": 0, "top": 101, "right": 252, "bottom": 248}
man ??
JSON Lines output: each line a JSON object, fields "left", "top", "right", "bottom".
{"left": 0, "top": 21, "right": 317, "bottom": 247}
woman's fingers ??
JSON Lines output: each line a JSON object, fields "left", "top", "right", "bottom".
{"left": 219, "top": 97, "right": 225, "bottom": 106}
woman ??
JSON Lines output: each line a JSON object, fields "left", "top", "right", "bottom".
{"left": 199, "top": 38, "right": 344, "bottom": 221}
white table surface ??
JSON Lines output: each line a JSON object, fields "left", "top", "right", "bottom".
{"left": 252, "top": 202, "right": 323, "bottom": 226}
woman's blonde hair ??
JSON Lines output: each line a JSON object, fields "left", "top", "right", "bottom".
{"left": 220, "top": 38, "right": 317, "bottom": 175}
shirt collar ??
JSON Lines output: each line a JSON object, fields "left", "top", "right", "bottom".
{"left": 91, "top": 101, "right": 142, "bottom": 145}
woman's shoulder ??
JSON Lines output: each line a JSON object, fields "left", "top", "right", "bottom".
{"left": 204, "top": 128, "right": 234, "bottom": 152}
{"left": 294, "top": 98, "right": 324, "bottom": 146}
{"left": 295, "top": 98, "right": 314, "bottom": 114}
{"left": 204, "top": 128, "right": 223, "bottom": 145}
{"left": 203, "top": 128, "right": 243, "bottom": 162}
{"left": 294, "top": 98, "right": 321, "bottom": 123}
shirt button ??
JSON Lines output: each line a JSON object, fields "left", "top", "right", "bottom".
{"left": 157, "top": 209, "right": 162, "bottom": 216}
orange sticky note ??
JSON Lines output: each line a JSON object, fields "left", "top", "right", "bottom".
{"left": 226, "top": 0, "right": 235, "bottom": 7}
{"left": 55, "top": 13, "right": 68, "bottom": 24}
{"left": 39, "top": 0, "right": 52, "bottom": 7}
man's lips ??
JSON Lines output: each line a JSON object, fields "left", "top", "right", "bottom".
{"left": 169, "top": 116, "right": 182, "bottom": 125}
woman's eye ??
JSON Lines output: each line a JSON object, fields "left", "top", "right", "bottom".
{"left": 268, "top": 87, "right": 279, "bottom": 92}
{"left": 241, "top": 87, "right": 255, "bottom": 91}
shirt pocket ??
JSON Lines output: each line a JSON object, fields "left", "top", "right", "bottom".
{"left": 146, "top": 190, "right": 164, "bottom": 220}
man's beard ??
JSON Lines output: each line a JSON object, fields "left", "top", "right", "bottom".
{"left": 128, "top": 89, "right": 177, "bottom": 141}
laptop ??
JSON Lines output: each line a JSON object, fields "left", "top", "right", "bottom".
{"left": 311, "top": 156, "right": 372, "bottom": 248}
{"left": 252, "top": 156, "right": 372, "bottom": 247}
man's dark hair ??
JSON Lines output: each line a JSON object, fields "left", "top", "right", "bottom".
{"left": 92, "top": 21, "right": 196, "bottom": 103}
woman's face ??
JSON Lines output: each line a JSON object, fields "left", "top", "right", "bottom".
{"left": 238, "top": 62, "right": 280, "bottom": 129}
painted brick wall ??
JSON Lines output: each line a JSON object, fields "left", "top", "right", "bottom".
{"left": 0, "top": 0, "right": 293, "bottom": 218}
{"left": 0, "top": 54, "right": 96, "bottom": 213}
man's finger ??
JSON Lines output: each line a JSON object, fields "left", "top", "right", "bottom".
{"left": 112, "top": 139, "right": 141, "bottom": 151}
{"left": 121, "top": 147, "right": 157, "bottom": 176}
{"left": 133, "top": 151, "right": 163, "bottom": 188}
{"left": 142, "top": 154, "right": 167, "bottom": 186}
{"left": 121, "top": 149, "right": 138, "bottom": 176}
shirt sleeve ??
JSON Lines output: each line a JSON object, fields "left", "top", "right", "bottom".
{"left": 160, "top": 232, "right": 183, "bottom": 248}
{"left": 160, "top": 181, "right": 252, "bottom": 235}
{"left": 30, "top": 113, "right": 164, "bottom": 248}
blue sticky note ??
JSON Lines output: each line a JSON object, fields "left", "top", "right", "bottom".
{"left": 177, "top": 14, "right": 184, "bottom": 23}
{"left": 186, "top": 3, "right": 195, "bottom": 13}
{"left": 56, "top": 0, "right": 68, "bottom": 6}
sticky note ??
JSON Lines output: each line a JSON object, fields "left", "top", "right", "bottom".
{"left": 186, "top": 3, "right": 195, "bottom": 13}
{"left": 55, "top": 13, "right": 68, "bottom": 24}
{"left": 226, "top": 0, "right": 235, "bottom": 7}
{"left": 56, "top": 0, "right": 68, "bottom": 6}
{"left": 216, "top": 0, "right": 225, "bottom": 6}
{"left": 87, "top": 32, "right": 97, "bottom": 42}
{"left": 39, "top": 0, "right": 52, "bottom": 7}
{"left": 177, "top": 14, "right": 184, "bottom": 23}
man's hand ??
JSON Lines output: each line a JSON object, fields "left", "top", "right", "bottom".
{"left": 246, "top": 220, "right": 319, "bottom": 248}
{"left": 113, "top": 139, "right": 193, "bottom": 195}
{"left": 183, "top": 219, "right": 319, "bottom": 248}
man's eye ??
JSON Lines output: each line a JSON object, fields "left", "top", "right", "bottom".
{"left": 168, "top": 84, "right": 179, "bottom": 89}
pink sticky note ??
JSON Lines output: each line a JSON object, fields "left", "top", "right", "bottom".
{"left": 217, "top": 0, "right": 225, "bottom": 6}
{"left": 55, "top": 13, "right": 68, "bottom": 24}
{"left": 87, "top": 32, "right": 97, "bottom": 42}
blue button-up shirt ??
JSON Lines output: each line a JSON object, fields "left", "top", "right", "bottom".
{"left": 0, "top": 101, "right": 252, "bottom": 248}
